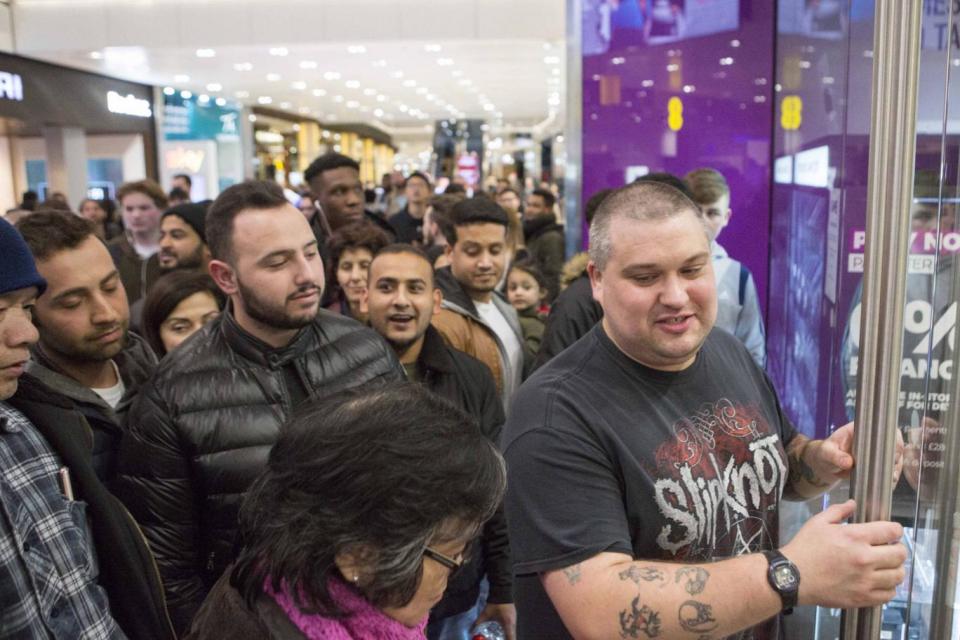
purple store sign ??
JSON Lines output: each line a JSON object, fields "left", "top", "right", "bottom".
{"left": 580, "top": 0, "right": 775, "bottom": 310}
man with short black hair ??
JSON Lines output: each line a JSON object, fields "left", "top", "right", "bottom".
{"left": 0, "top": 218, "right": 174, "bottom": 640}
{"left": 117, "top": 179, "right": 404, "bottom": 634}
{"left": 432, "top": 198, "right": 527, "bottom": 411}
{"left": 171, "top": 173, "right": 192, "bottom": 200}
{"left": 367, "top": 244, "right": 516, "bottom": 640}
{"left": 523, "top": 187, "right": 564, "bottom": 301}
{"left": 391, "top": 171, "right": 433, "bottom": 244}
{"left": 16, "top": 211, "right": 157, "bottom": 483}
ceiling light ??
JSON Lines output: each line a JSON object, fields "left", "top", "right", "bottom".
{"left": 163, "top": 87, "right": 175, "bottom": 96}
{"left": 363, "top": 88, "right": 377, "bottom": 96}
{"left": 416, "top": 87, "right": 429, "bottom": 95}
{"left": 403, "top": 79, "right": 417, "bottom": 88}
{"left": 323, "top": 71, "right": 341, "bottom": 81}
{"left": 719, "top": 57, "right": 734, "bottom": 65}
{"left": 291, "top": 81, "right": 307, "bottom": 90}
{"left": 398, "top": 104, "right": 409, "bottom": 113}
{"left": 425, "top": 93, "right": 436, "bottom": 101}
{"left": 266, "top": 73, "right": 281, "bottom": 82}
{"left": 280, "top": 101, "right": 291, "bottom": 109}
{"left": 374, "top": 108, "right": 385, "bottom": 117}
{"left": 345, "top": 80, "right": 361, "bottom": 89}
{"left": 89, "top": 51, "right": 103, "bottom": 60}
{"left": 424, "top": 44, "right": 442, "bottom": 52}
{"left": 483, "top": 103, "right": 496, "bottom": 111}
{"left": 249, "top": 114, "right": 257, "bottom": 122}
{"left": 641, "top": 79, "right": 654, "bottom": 87}
{"left": 682, "top": 84, "right": 695, "bottom": 93}
{"left": 346, "top": 100, "right": 360, "bottom": 108}
{"left": 544, "top": 55, "right": 560, "bottom": 64}
{"left": 373, "top": 59, "right": 388, "bottom": 68}
{"left": 270, "top": 47, "right": 289, "bottom": 56}
{"left": 312, "top": 89, "right": 327, "bottom": 97}
{"left": 376, "top": 95, "right": 387, "bottom": 102}
{"left": 215, "top": 97, "right": 227, "bottom": 107}
{"left": 333, "top": 95, "right": 344, "bottom": 103}
{"left": 235, "top": 90, "right": 250, "bottom": 98}
{"left": 390, "top": 70, "right": 404, "bottom": 79}
{"left": 299, "top": 106, "right": 311, "bottom": 114}
{"left": 347, "top": 45, "right": 367, "bottom": 54}
{"left": 611, "top": 57, "right": 626, "bottom": 65}
{"left": 234, "top": 62, "right": 253, "bottom": 71}
{"left": 206, "top": 83, "right": 222, "bottom": 92}
{"left": 258, "top": 96, "right": 273, "bottom": 104}
{"left": 451, "top": 70, "right": 464, "bottom": 77}
{"left": 300, "top": 60, "right": 318, "bottom": 70}
{"left": 198, "top": 94, "right": 210, "bottom": 103}
{"left": 731, "top": 39, "right": 741, "bottom": 47}
{"left": 181, "top": 90, "right": 193, "bottom": 99}
{"left": 196, "top": 48, "right": 216, "bottom": 58}
{"left": 174, "top": 74, "right": 190, "bottom": 83}
{"left": 437, "top": 58, "right": 454, "bottom": 66}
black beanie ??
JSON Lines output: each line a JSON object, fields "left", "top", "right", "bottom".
{"left": 162, "top": 202, "right": 208, "bottom": 244}
{"left": 0, "top": 217, "right": 46, "bottom": 296}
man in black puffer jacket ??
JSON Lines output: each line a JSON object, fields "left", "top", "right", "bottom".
{"left": 116, "top": 181, "right": 404, "bottom": 635}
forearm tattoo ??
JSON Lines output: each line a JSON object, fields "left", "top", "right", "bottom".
{"left": 563, "top": 564, "right": 582, "bottom": 585}
{"left": 619, "top": 596, "right": 662, "bottom": 638}
{"left": 619, "top": 565, "right": 667, "bottom": 587}
{"left": 675, "top": 567, "right": 710, "bottom": 595}
{"left": 678, "top": 600, "right": 719, "bottom": 634}
{"left": 786, "top": 439, "right": 831, "bottom": 495}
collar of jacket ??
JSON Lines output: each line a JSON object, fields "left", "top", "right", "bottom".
{"left": 523, "top": 214, "right": 563, "bottom": 241}
{"left": 434, "top": 266, "right": 523, "bottom": 338}
{"left": 27, "top": 332, "right": 157, "bottom": 415}
{"left": 220, "top": 303, "right": 317, "bottom": 369}
{"left": 417, "top": 325, "right": 456, "bottom": 375}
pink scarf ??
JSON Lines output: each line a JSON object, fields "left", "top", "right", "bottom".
{"left": 266, "top": 577, "right": 427, "bottom": 640}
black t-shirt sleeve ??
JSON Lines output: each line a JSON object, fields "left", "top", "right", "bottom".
{"left": 505, "top": 422, "right": 633, "bottom": 576}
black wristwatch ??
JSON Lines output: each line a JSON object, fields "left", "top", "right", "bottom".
{"left": 763, "top": 550, "right": 800, "bottom": 614}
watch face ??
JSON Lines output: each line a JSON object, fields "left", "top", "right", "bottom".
{"left": 774, "top": 565, "right": 798, "bottom": 590}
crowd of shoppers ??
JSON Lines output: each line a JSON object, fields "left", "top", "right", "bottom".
{"left": 0, "top": 152, "right": 909, "bottom": 640}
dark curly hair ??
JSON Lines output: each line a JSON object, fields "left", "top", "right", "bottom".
{"left": 231, "top": 383, "right": 506, "bottom": 617}
{"left": 327, "top": 221, "right": 391, "bottom": 301}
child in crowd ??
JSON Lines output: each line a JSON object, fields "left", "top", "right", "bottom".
{"left": 507, "top": 259, "right": 549, "bottom": 355}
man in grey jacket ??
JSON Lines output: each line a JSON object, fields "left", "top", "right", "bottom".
{"left": 16, "top": 210, "right": 157, "bottom": 484}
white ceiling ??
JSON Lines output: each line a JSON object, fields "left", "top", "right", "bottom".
{"left": 11, "top": 0, "right": 566, "bottom": 133}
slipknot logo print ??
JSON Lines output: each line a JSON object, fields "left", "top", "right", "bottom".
{"left": 652, "top": 399, "right": 787, "bottom": 557}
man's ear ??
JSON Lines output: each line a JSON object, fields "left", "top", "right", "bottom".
{"left": 208, "top": 259, "right": 238, "bottom": 296}
{"left": 587, "top": 260, "right": 603, "bottom": 304}
{"left": 432, "top": 288, "right": 443, "bottom": 315}
{"left": 443, "top": 243, "right": 453, "bottom": 258}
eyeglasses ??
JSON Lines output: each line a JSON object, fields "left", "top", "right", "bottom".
{"left": 423, "top": 546, "right": 466, "bottom": 577}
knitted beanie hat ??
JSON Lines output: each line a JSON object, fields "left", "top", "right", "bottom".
{"left": 162, "top": 202, "right": 208, "bottom": 244}
{"left": 0, "top": 217, "right": 46, "bottom": 296}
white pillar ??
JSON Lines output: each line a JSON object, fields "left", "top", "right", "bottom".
{"left": 42, "top": 125, "right": 88, "bottom": 208}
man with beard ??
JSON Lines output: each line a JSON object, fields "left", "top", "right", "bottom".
{"left": 367, "top": 244, "right": 516, "bottom": 640}
{"left": 116, "top": 180, "right": 404, "bottom": 635}
{"left": 432, "top": 198, "right": 528, "bottom": 412}
{"left": 129, "top": 201, "right": 213, "bottom": 334}
{"left": 16, "top": 211, "right": 158, "bottom": 484}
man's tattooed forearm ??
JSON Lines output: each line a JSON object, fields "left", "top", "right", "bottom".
{"left": 787, "top": 440, "right": 832, "bottom": 492}
{"left": 619, "top": 565, "right": 667, "bottom": 587}
{"left": 619, "top": 596, "right": 662, "bottom": 638}
{"left": 675, "top": 567, "right": 709, "bottom": 595}
{"left": 563, "top": 564, "right": 582, "bottom": 585}
{"left": 678, "top": 600, "right": 719, "bottom": 634}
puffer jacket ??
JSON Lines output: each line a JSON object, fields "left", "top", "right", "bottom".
{"left": 116, "top": 308, "right": 404, "bottom": 635}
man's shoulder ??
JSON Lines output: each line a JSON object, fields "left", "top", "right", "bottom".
{"left": 314, "top": 310, "right": 395, "bottom": 362}
{"left": 443, "top": 342, "right": 498, "bottom": 387}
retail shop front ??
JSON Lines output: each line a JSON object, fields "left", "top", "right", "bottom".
{"left": 0, "top": 52, "right": 156, "bottom": 211}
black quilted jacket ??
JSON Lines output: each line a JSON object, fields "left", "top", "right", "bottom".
{"left": 116, "top": 308, "right": 403, "bottom": 635}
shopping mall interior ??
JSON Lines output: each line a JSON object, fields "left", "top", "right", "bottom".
{"left": 0, "top": 1, "right": 958, "bottom": 639}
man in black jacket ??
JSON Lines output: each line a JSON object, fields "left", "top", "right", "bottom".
{"left": 367, "top": 244, "right": 516, "bottom": 640}
{"left": 116, "top": 180, "right": 404, "bottom": 634}
{"left": 16, "top": 211, "right": 158, "bottom": 484}
{"left": 0, "top": 217, "right": 174, "bottom": 640}
{"left": 523, "top": 188, "right": 565, "bottom": 301}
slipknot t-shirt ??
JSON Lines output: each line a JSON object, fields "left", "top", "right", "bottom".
{"left": 503, "top": 325, "right": 797, "bottom": 640}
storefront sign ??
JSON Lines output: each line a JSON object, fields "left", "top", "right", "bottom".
{"left": 107, "top": 90, "right": 152, "bottom": 118}
{"left": 0, "top": 72, "right": 23, "bottom": 101}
